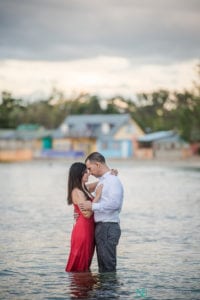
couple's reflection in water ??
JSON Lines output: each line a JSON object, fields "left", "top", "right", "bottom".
{"left": 68, "top": 271, "right": 120, "bottom": 299}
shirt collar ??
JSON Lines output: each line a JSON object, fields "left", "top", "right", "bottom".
{"left": 100, "top": 171, "right": 110, "bottom": 180}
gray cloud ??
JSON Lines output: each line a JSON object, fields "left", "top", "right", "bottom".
{"left": 0, "top": 0, "right": 199, "bottom": 62}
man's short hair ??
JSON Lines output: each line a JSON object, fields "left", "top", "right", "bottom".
{"left": 85, "top": 152, "right": 106, "bottom": 164}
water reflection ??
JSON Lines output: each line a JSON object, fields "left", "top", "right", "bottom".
{"left": 67, "top": 271, "right": 120, "bottom": 299}
{"left": 68, "top": 272, "right": 97, "bottom": 299}
{"left": 96, "top": 272, "right": 120, "bottom": 299}
{"left": 1, "top": 161, "right": 200, "bottom": 299}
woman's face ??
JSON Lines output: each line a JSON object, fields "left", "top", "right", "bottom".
{"left": 81, "top": 169, "right": 89, "bottom": 184}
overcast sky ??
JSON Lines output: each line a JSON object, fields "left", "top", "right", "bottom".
{"left": 0, "top": 0, "right": 199, "bottom": 100}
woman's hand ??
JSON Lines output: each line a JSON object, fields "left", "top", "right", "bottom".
{"left": 73, "top": 211, "right": 79, "bottom": 221}
{"left": 110, "top": 168, "right": 118, "bottom": 176}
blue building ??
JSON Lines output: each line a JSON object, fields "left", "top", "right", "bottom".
{"left": 54, "top": 114, "right": 144, "bottom": 158}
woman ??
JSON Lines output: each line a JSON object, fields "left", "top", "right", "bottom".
{"left": 65, "top": 162, "right": 102, "bottom": 272}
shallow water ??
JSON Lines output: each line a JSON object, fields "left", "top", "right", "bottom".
{"left": 0, "top": 160, "right": 200, "bottom": 299}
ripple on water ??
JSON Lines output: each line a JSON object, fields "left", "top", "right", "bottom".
{"left": 0, "top": 161, "right": 200, "bottom": 299}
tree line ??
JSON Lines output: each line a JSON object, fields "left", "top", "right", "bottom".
{"left": 0, "top": 68, "right": 200, "bottom": 143}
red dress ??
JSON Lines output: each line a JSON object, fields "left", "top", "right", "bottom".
{"left": 65, "top": 198, "right": 95, "bottom": 272}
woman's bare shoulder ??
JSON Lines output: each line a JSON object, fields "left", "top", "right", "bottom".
{"left": 72, "top": 188, "right": 85, "bottom": 204}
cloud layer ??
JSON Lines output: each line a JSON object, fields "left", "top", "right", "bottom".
{"left": 0, "top": 0, "right": 199, "bottom": 99}
{"left": 0, "top": 0, "right": 199, "bottom": 62}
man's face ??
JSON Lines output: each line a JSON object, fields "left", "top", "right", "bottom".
{"left": 86, "top": 160, "right": 101, "bottom": 177}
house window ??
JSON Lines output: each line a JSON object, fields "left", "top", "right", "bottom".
{"left": 155, "top": 144, "right": 160, "bottom": 150}
{"left": 101, "top": 123, "right": 110, "bottom": 134}
{"left": 112, "top": 141, "right": 120, "bottom": 150}
{"left": 171, "top": 143, "right": 175, "bottom": 149}
{"left": 102, "top": 142, "right": 108, "bottom": 149}
{"left": 61, "top": 124, "right": 68, "bottom": 133}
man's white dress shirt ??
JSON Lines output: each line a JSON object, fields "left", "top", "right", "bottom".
{"left": 92, "top": 171, "right": 124, "bottom": 223}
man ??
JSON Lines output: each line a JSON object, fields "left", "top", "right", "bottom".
{"left": 79, "top": 152, "right": 124, "bottom": 273}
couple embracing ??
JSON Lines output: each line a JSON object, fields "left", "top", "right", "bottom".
{"left": 65, "top": 152, "right": 124, "bottom": 273}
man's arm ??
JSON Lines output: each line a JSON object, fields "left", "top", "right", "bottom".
{"left": 79, "top": 200, "right": 92, "bottom": 211}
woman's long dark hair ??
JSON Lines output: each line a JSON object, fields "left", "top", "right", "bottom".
{"left": 67, "top": 162, "right": 90, "bottom": 205}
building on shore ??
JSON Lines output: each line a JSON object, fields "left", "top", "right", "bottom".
{"left": 137, "top": 130, "right": 191, "bottom": 159}
{"left": 0, "top": 117, "right": 193, "bottom": 162}
{"left": 52, "top": 113, "right": 144, "bottom": 159}
{"left": 0, "top": 125, "right": 52, "bottom": 162}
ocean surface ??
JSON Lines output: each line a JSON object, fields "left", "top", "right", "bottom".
{"left": 0, "top": 159, "right": 200, "bottom": 300}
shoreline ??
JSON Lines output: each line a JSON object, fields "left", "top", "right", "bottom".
{"left": 1, "top": 156, "right": 200, "bottom": 169}
{"left": 107, "top": 156, "right": 200, "bottom": 169}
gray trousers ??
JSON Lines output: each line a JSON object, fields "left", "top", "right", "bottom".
{"left": 95, "top": 222, "right": 121, "bottom": 273}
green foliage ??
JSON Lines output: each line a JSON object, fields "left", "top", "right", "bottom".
{"left": 0, "top": 91, "right": 25, "bottom": 128}
{"left": 1, "top": 65, "right": 200, "bottom": 142}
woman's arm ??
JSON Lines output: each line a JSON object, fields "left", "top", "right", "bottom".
{"left": 92, "top": 184, "right": 103, "bottom": 203}
{"left": 79, "top": 184, "right": 103, "bottom": 212}
{"left": 86, "top": 181, "right": 98, "bottom": 193}
{"left": 86, "top": 169, "right": 118, "bottom": 193}
{"left": 72, "top": 189, "right": 93, "bottom": 218}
